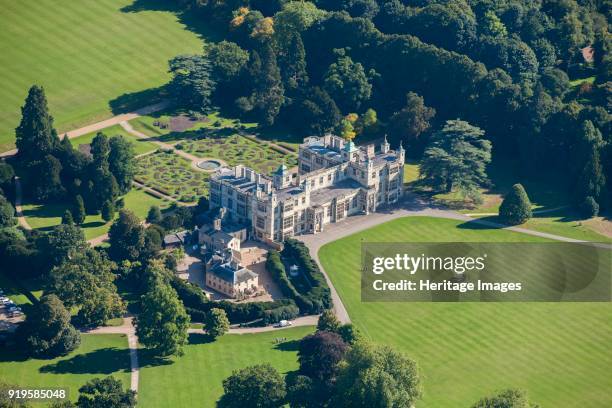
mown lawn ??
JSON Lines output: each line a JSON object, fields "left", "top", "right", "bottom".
{"left": 138, "top": 327, "right": 314, "bottom": 407}
{"left": 129, "top": 111, "right": 256, "bottom": 139}
{"left": 22, "top": 188, "right": 169, "bottom": 240}
{"left": 319, "top": 216, "right": 612, "bottom": 407}
{"left": 0, "top": 334, "right": 131, "bottom": 403}
{"left": 0, "top": 0, "right": 206, "bottom": 152}
{"left": 69, "top": 124, "right": 157, "bottom": 156}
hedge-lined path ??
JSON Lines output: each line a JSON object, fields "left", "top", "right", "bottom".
{"left": 0, "top": 101, "right": 171, "bottom": 158}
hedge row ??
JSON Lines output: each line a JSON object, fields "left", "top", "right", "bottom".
{"left": 266, "top": 240, "right": 332, "bottom": 314}
{"left": 284, "top": 239, "right": 332, "bottom": 311}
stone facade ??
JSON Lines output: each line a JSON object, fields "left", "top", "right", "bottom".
{"left": 209, "top": 134, "right": 404, "bottom": 244}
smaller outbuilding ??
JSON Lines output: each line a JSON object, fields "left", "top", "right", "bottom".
{"left": 163, "top": 230, "right": 190, "bottom": 249}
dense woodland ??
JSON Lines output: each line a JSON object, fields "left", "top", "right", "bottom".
{"left": 167, "top": 0, "right": 611, "bottom": 212}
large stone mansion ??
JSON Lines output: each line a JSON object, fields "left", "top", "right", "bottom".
{"left": 208, "top": 134, "right": 405, "bottom": 245}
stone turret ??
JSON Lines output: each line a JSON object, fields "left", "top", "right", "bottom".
{"left": 273, "top": 164, "right": 290, "bottom": 189}
{"left": 381, "top": 134, "right": 390, "bottom": 154}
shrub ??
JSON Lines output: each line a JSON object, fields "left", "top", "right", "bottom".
{"left": 499, "top": 183, "right": 532, "bottom": 225}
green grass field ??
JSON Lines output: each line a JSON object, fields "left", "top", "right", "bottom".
{"left": 129, "top": 111, "right": 257, "bottom": 138}
{"left": 22, "top": 188, "right": 169, "bottom": 240}
{"left": 0, "top": 334, "right": 131, "bottom": 402}
{"left": 0, "top": 0, "right": 206, "bottom": 152}
{"left": 138, "top": 327, "right": 314, "bottom": 407}
{"left": 70, "top": 124, "right": 157, "bottom": 156}
{"left": 319, "top": 216, "right": 612, "bottom": 407}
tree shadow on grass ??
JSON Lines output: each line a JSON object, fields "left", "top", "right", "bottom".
{"left": 456, "top": 216, "right": 506, "bottom": 230}
{"left": 80, "top": 220, "right": 106, "bottom": 229}
{"left": 137, "top": 349, "right": 174, "bottom": 368}
{"left": 39, "top": 347, "right": 131, "bottom": 375}
{"left": 109, "top": 86, "right": 168, "bottom": 116}
{"left": 273, "top": 339, "right": 300, "bottom": 352}
{"left": 188, "top": 333, "right": 215, "bottom": 345}
{"left": 119, "top": 0, "right": 223, "bottom": 43}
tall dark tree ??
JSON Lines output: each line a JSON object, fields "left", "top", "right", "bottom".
{"left": 17, "top": 294, "right": 81, "bottom": 358}
{"left": 36, "top": 223, "right": 87, "bottom": 268}
{"left": 293, "top": 87, "right": 342, "bottom": 134}
{"left": 323, "top": 52, "right": 372, "bottom": 112}
{"left": 15, "top": 85, "right": 59, "bottom": 163}
{"left": 28, "top": 154, "right": 64, "bottom": 201}
{"left": 168, "top": 55, "right": 216, "bottom": 112}
{"left": 573, "top": 121, "right": 606, "bottom": 205}
{"left": 108, "top": 209, "right": 145, "bottom": 262}
{"left": 135, "top": 263, "right": 189, "bottom": 357}
{"left": 89, "top": 133, "right": 119, "bottom": 212}
{"left": 0, "top": 195, "right": 16, "bottom": 228}
{"left": 387, "top": 92, "right": 436, "bottom": 149}
{"left": 109, "top": 135, "right": 135, "bottom": 194}
{"left": 279, "top": 32, "right": 309, "bottom": 93}
{"left": 420, "top": 120, "right": 492, "bottom": 202}
{"left": 253, "top": 43, "right": 285, "bottom": 126}
{"left": 298, "top": 331, "right": 348, "bottom": 383}
{"left": 72, "top": 194, "right": 86, "bottom": 225}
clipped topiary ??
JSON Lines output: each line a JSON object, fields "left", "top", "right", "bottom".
{"left": 580, "top": 196, "right": 599, "bottom": 218}
{"left": 499, "top": 183, "right": 532, "bottom": 225}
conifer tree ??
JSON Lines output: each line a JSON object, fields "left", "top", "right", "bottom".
{"left": 101, "top": 200, "right": 115, "bottom": 222}
{"left": 254, "top": 43, "right": 285, "bottom": 126}
{"left": 62, "top": 209, "right": 74, "bottom": 225}
{"left": 15, "top": 85, "right": 59, "bottom": 163}
{"left": 279, "top": 32, "right": 308, "bottom": 92}
{"left": 499, "top": 183, "right": 532, "bottom": 225}
{"left": 72, "top": 195, "right": 86, "bottom": 225}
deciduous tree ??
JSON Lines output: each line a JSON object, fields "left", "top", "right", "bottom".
{"left": 135, "top": 273, "right": 189, "bottom": 357}
{"left": 218, "top": 364, "right": 286, "bottom": 408}
{"left": 205, "top": 307, "right": 230, "bottom": 339}
{"left": 333, "top": 341, "right": 422, "bottom": 408}
{"left": 77, "top": 376, "right": 136, "bottom": 408}
{"left": 108, "top": 210, "right": 145, "bottom": 262}
{"left": 18, "top": 294, "right": 81, "bottom": 358}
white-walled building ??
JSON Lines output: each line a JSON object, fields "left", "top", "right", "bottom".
{"left": 209, "top": 134, "right": 405, "bottom": 244}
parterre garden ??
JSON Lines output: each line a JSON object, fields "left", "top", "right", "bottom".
{"left": 177, "top": 134, "right": 298, "bottom": 174}
{"left": 134, "top": 150, "right": 210, "bottom": 203}
{"left": 319, "top": 216, "right": 612, "bottom": 407}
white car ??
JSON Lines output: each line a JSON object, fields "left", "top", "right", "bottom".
{"left": 276, "top": 320, "right": 292, "bottom": 328}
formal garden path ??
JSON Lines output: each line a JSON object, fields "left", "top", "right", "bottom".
{"left": 119, "top": 121, "right": 227, "bottom": 172}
